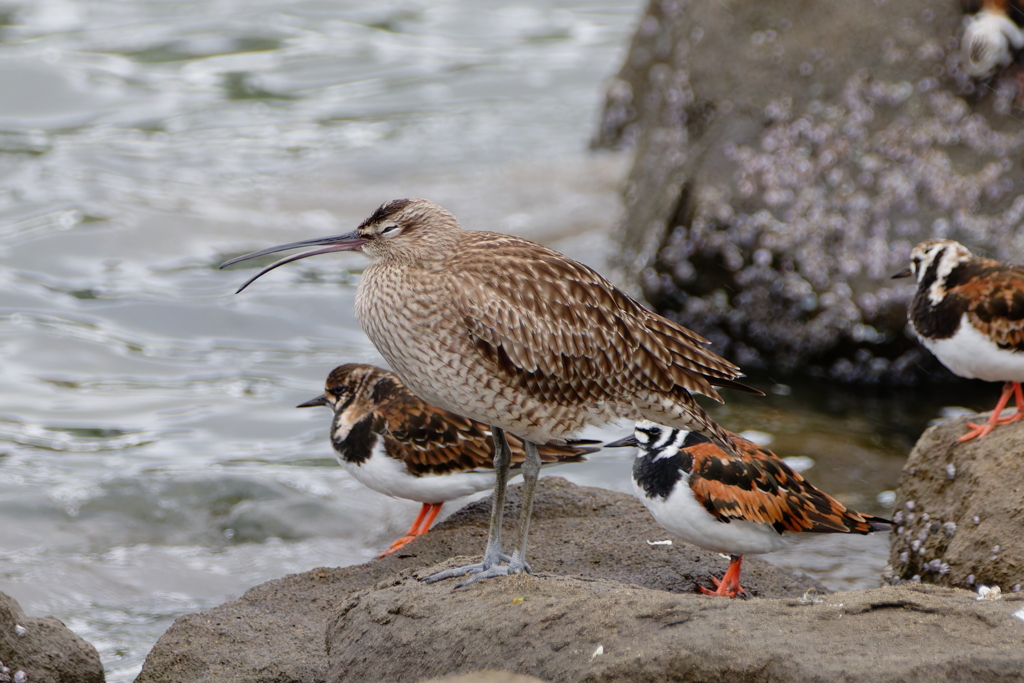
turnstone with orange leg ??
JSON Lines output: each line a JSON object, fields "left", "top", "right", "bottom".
{"left": 607, "top": 421, "right": 891, "bottom": 597}
{"left": 960, "top": 0, "right": 1024, "bottom": 77}
{"left": 894, "top": 238, "right": 1024, "bottom": 442}
{"left": 298, "top": 363, "right": 596, "bottom": 557}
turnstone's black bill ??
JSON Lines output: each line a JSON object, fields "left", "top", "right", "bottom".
{"left": 895, "top": 238, "right": 1024, "bottom": 442}
{"left": 607, "top": 421, "right": 891, "bottom": 597}
{"left": 299, "top": 363, "right": 596, "bottom": 557}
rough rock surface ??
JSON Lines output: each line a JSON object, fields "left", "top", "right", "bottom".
{"left": 888, "top": 414, "right": 1024, "bottom": 592}
{"left": 597, "top": 0, "right": 1024, "bottom": 384}
{"left": 136, "top": 477, "right": 821, "bottom": 683}
{"left": 329, "top": 573, "right": 1024, "bottom": 683}
{"left": 0, "top": 592, "right": 104, "bottom": 683}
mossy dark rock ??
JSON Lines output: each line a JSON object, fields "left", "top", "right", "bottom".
{"left": 597, "top": 0, "right": 1024, "bottom": 384}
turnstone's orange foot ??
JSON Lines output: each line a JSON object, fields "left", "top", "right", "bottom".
{"left": 698, "top": 556, "right": 747, "bottom": 598}
{"left": 607, "top": 422, "right": 892, "bottom": 600}
{"left": 957, "top": 382, "right": 1024, "bottom": 442}
{"left": 377, "top": 534, "right": 418, "bottom": 558}
{"left": 895, "top": 241, "right": 1024, "bottom": 441}
{"left": 295, "top": 364, "right": 595, "bottom": 557}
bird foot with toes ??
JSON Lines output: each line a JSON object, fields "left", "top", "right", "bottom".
{"left": 421, "top": 554, "right": 530, "bottom": 587}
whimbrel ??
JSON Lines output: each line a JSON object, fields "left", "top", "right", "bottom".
{"left": 223, "top": 198, "right": 760, "bottom": 584}
{"left": 894, "top": 239, "right": 1024, "bottom": 442}
{"left": 297, "top": 363, "right": 595, "bottom": 556}
{"left": 607, "top": 421, "right": 891, "bottom": 597}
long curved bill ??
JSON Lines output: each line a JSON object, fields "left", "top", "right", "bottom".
{"left": 220, "top": 230, "right": 367, "bottom": 293}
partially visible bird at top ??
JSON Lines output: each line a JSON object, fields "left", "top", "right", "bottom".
{"left": 297, "top": 363, "right": 596, "bottom": 557}
{"left": 894, "top": 238, "right": 1024, "bottom": 442}
{"left": 222, "top": 198, "right": 761, "bottom": 586}
{"left": 607, "top": 421, "right": 892, "bottom": 597}
{"left": 960, "top": 0, "right": 1024, "bottom": 77}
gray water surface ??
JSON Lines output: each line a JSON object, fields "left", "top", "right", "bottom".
{"left": 0, "top": 1, "right": 963, "bottom": 680}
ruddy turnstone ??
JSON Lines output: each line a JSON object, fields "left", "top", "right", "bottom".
{"left": 960, "top": 0, "right": 1024, "bottom": 77}
{"left": 607, "top": 421, "right": 891, "bottom": 597}
{"left": 894, "top": 238, "right": 1024, "bottom": 442}
{"left": 298, "top": 363, "right": 596, "bottom": 557}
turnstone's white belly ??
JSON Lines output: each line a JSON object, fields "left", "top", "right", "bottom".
{"left": 339, "top": 442, "right": 497, "bottom": 504}
{"left": 631, "top": 474, "right": 786, "bottom": 556}
{"left": 919, "top": 314, "right": 1024, "bottom": 383}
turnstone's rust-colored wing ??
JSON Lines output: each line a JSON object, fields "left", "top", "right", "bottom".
{"left": 686, "top": 434, "right": 887, "bottom": 535}
{"left": 946, "top": 259, "right": 1024, "bottom": 352}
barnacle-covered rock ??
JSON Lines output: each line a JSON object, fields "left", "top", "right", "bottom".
{"left": 888, "top": 415, "right": 1024, "bottom": 591}
{"left": 597, "top": 0, "right": 1024, "bottom": 384}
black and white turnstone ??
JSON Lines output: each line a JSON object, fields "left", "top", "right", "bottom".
{"left": 960, "top": 0, "right": 1024, "bottom": 77}
{"left": 607, "top": 421, "right": 891, "bottom": 597}
{"left": 895, "top": 238, "right": 1024, "bottom": 442}
{"left": 298, "top": 363, "right": 596, "bottom": 557}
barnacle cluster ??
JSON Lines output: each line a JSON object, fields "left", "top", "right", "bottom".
{"left": 887, "top": 496, "right": 1021, "bottom": 590}
{"left": 887, "top": 501, "right": 958, "bottom": 585}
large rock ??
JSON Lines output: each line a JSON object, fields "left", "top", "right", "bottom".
{"left": 597, "top": 0, "right": 1024, "bottom": 384}
{"left": 328, "top": 572, "right": 1024, "bottom": 682}
{"left": 0, "top": 592, "right": 104, "bottom": 683}
{"left": 888, "top": 414, "right": 1024, "bottom": 592}
{"left": 136, "top": 477, "right": 821, "bottom": 683}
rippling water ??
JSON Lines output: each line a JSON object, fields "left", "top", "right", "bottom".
{"left": 0, "top": 1, "right": 992, "bottom": 680}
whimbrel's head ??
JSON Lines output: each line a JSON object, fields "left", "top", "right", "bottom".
{"left": 221, "top": 198, "right": 460, "bottom": 292}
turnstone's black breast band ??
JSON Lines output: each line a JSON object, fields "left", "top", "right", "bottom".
{"left": 335, "top": 414, "right": 377, "bottom": 465}
{"left": 632, "top": 445, "right": 692, "bottom": 501}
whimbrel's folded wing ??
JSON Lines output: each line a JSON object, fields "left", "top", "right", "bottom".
{"left": 453, "top": 232, "right": 744, "bottom": 404}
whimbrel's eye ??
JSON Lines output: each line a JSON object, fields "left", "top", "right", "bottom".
{"left": 381, "top": 225, "right": 400, "bottom": 236}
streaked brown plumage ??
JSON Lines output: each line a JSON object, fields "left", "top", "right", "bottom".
{"left": 223, "top": 198, "right": 759, "bottom": 583}
{"left": 299, "top": 363, "right": 593, "bottom": 556}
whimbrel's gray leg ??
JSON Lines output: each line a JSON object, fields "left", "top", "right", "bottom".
{"left": 507, "top": 440, "right": 541, "bottom": 573}
{"left": 421, "top": 426, "right": 513, "bottom": 584}
{"left": 481, "top": 426, "right": 512, "bottom": 567}
{"left": 449, "top": 439, "right": 540, "bottom": 587}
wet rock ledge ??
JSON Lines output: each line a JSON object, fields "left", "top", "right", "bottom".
{"left": 329, "top": 574, "right": 1024, "bottom": 683}
{"left": 598, "top": 0, "right": 1024, "bottom": 384}
{"left": 136, "top": 477, "right": 1024, "bottom": 683}
{"left": 136, "top": 477, "right": 820, "bottom": 683}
